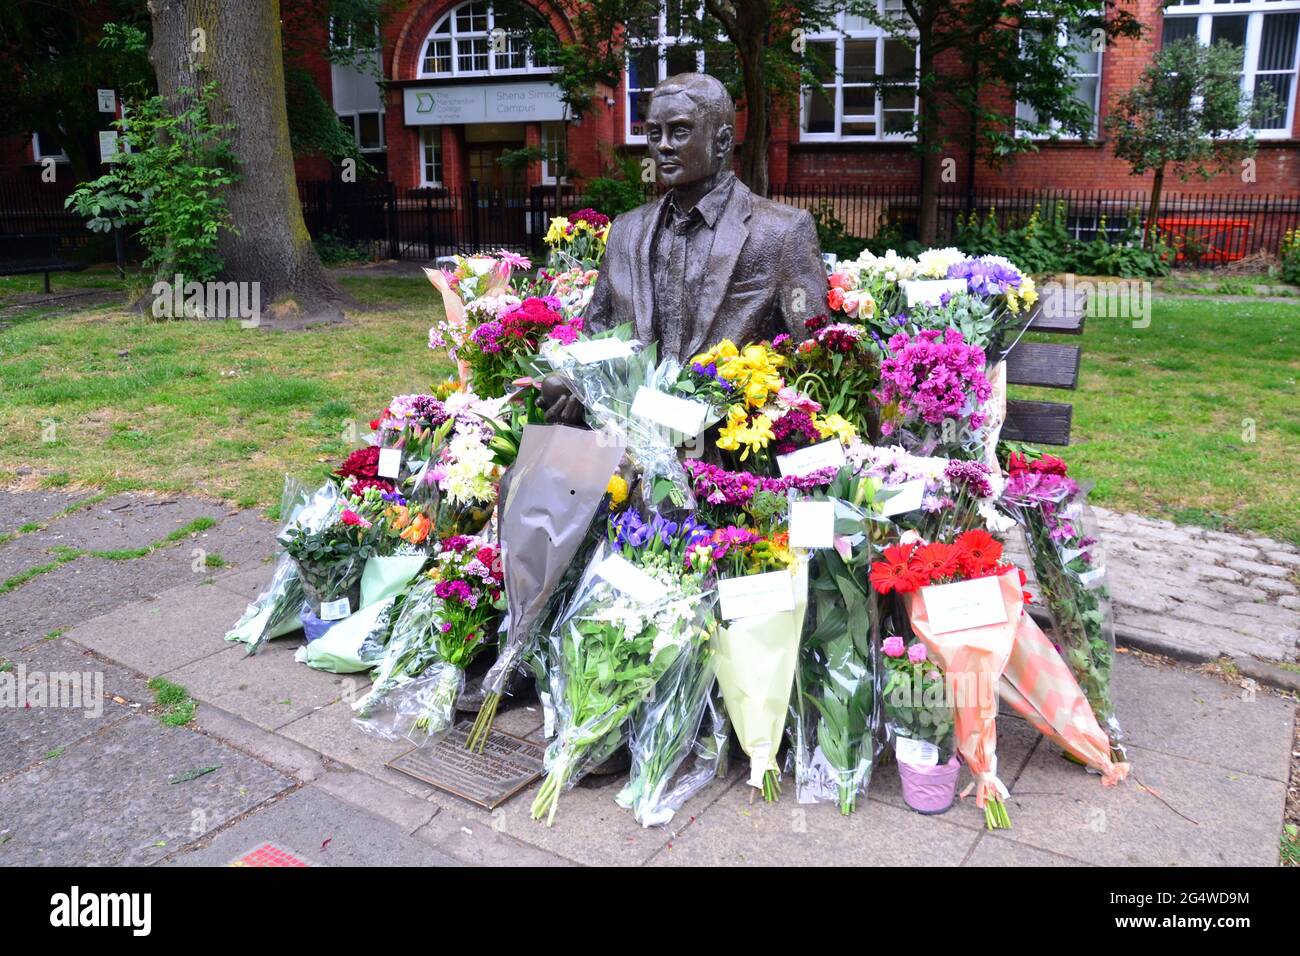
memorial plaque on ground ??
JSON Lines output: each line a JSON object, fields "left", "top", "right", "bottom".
{"left": 387, "top": 721, "right": 545, "bottom": 810}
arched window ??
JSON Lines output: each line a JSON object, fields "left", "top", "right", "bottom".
{"left": 418, "top": 1, "right": 556, "bottom": 78}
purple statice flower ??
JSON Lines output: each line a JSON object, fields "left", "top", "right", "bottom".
{"left": 947, "top": 257, "right": 1023, "bottom": 297}
{"left": 943, "top": 459, "right": 994, "bottom": 499}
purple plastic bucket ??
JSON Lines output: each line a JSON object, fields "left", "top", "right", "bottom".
{"left": 897, "top": 753, "right": 962, "bottom": 815}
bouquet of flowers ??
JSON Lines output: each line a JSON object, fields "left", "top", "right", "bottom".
{"left": 1002, "top": 451, "right": 1125, "bottom": 761}
{"left": 425, "top": 251, "right": 528, "bottom": 385}
{"left": 848, "top": 443, "right": 1017, "bottom": 539}
{"left": 872, "top": 528, "right": 1025, "bottom": 829}
{"left": 225, "top": 477, "right": 336, "bottom": 654}
{"left": 882, "top": 636, "right": 955, "bottom": 764}
{"left": 543, "top": 208, "right": 611, "bottom": 269}
{"left": 787, "top": 474, "right": 882, "bottom": 814}
{"left": 465, "top": 424, "right": 627, "bottom": 752}
{"left": 278, "top": 502, "right": 376, "bottom": 623}
{"left": 543, "top": 264, "right": 601, "bottom": 315}
{"left": 353, "top": 535, "right": 505, "bottom": 743}
{"left": 707, "top": 513, "right": 809, "bottom": 802}
{"left": 556, "top": 340, "right": 730, "bottom": 507}
{"left": 874, "top": 328, "right": 994, "bottom": 457}
{"left": 531, "top": 510, "right": 717, "bottom": 825}
{"left": 776, "top": 317, "right": 878, "bottom": 439}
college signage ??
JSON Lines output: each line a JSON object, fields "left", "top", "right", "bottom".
{"left": 403, "top": 81, "right": 565, "bottom": 125}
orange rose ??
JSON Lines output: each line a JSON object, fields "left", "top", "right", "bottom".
{"left": 400, "top": 512, "right": 431, "bottom": 545}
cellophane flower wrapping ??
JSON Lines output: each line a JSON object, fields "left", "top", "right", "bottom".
{"left": 713, "top": 555, "right": 811, "bottom": 793}
{"left": 904, "top": 569, "right": 1022, "bottom": 815}
{"left": 353, "top": 537, "right": 505, "bottom": 743}
{"left": 789, "top": 499, "right": 881, "bottom": 814}
{"left": 533, "top": 519, "right": 718, "bottom": 825}
{"left": 555, "top": 340, "right": 723, "bottom": 509}
{"left": 225, "top": 477, "right": 336, "bottom": 654}
{"left": 615, "top": 620, "right": 721, "bottom": 828}
{"left": 1002, "top": 469, "right": 1124, "bottom": 761}
{"left": 997, "top": 612, "right": 1128, "bottom": 784}
{"left": 480, "top": 425, "right": 627, "bottom": 701}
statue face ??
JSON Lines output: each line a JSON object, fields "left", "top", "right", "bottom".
{"left": 645, "top": 91, "right": 723, "bottom": 190}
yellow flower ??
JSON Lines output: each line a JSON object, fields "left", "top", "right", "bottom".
{"left": 737, "top": 414, "right": 775, "bottom": 461}
{"left": 691, "top": 339, "right": 739, "bottom": 369}
{"left": 544, "top": 216, "right": 571, "bottom": 246}
{"left": 716, "top": 406, "right": 748, "bottom": 452}
{"left": 816, "top": 413, "right": 857, "bottom": 443}
{"left": 606, "top": 474, "right": 629, "bottom": 507}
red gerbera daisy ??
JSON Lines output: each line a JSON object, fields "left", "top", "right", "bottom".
{"left": 954, "top": 528, "right": 1003, "bottom": 576}
{"left": 908, "top": 542, "right": 958, "bottom": 584}
{"left": 870, "top": 542, "right": 924, "bottom": 594}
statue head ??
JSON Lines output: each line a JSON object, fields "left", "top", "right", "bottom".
{"left": 645, "top": 73, "right": 735, "bottom": 191}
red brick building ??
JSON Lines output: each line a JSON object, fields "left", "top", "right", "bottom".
{"left": 286, "top": 0, "right": 1300, "bottom": 197}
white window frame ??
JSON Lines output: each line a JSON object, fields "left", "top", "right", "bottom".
{"left": 1163, "top": 0, "right": 1300, "bottom": 138}
{"left": 622, "top": 7, "right": 727, "bottom": 144}
{"left": 1015, "top": 17, "right": 1104, "bottom": 140}
{"left": 540, "top": 121, "right": 567, "bottom": 184}
{"left": 421, "top": 126, "right": 444, "bottom": 187}
{"left": 32, "top": 131, "right": 69, "bottom": 163}
{"left": 417, "top": 1, "right": 556, "bottom": 79}
{"left": 338, "top": 110, "right": 386, "bottom": 153}
{"left": 798, "top": 6, "right": 920, "bottom": 143}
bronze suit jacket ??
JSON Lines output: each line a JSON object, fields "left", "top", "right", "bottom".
{"left": 583, "top": 178, "right": 829, "bottom": 363}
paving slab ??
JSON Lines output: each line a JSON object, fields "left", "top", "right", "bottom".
{"left": 651, "top": 774, "right": 980, "bottom": 866}
{"left": 0, "top": 638, "right": 153, "bottom": 779}
{"left": 211, "top": 562, "right": 284, "bottom": 603}
{"left": 981, "top": 742, "right": 1287, "bottom": 867}
{"left": 0, "top": 490, "right": 92, "bottom": 535}
{"left": 30, "top": 493, "right": 228, "bottom": 553}
{"left": 962, "top": 835, "right": 1092, "bottom": 866}
{"left": 0, "top": 549, "right": 231, "bottom": 654}
{"left": 276, "top": 697, "right": 442, "bottom": 803}
{"left": 164, "top": 640, "right": 345, "bottom": 731}
{"left": 0, "top": 715, "right": 294, "bottom": 866}
{"left": 165, "top": 785, "right": 459, "bottom": 867}
{"left": 68, "top": 574, "right": 263, "bottom": 676}
{"left": 1113, "top": 654, "right": 1295, "bottom": 782}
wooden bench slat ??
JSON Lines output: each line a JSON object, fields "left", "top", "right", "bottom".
{"left": 1023, "top": 286, "right": 1086, "bottom": 335}
{"left": 1003, "top": 399, "right": 1073, "bottom": 446}
{"left": 1004, "top": 342, "right": 1081, "bottom": 390}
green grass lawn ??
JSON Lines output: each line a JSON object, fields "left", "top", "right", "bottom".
{"left": 1011, "top": 295, "right": 1300, "bottom": 544}
{"left": 2, "top": 272, "right": 1297, "bottom": 542}
{"left": 0, "top": 271, "right": 455, "bottom": 509}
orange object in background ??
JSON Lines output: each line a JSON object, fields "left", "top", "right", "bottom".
{"left": 1157, "top": 216, "right": 1251, "bottom": 262}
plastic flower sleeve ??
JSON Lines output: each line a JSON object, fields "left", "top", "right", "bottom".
{"left": 713, "top": 555, "right": 810, "bottom": 801}
{"left": 1003, "top": 481, "right": 1124, "bottom": 762}
{"left": 226, "top": 477, "right": 341, "bottom": 654}
{"left": 354, "top": 661, "right": 466, "bottom": 745}
{"left": 296, "top": 597, "right": 395, "bottom": 673}
{"left": 465, "top": 424, "right": 626, "bottom": 751}
{"left": 616, "top": 621, "right": 720, "bottom": 828}
{"left": 531, "top": 537, "right": 719, "bottom": 825}
{"left": 788, "top": 495, "right": 882, "bottom": 814}
{"left": 556, "top": 341, "right": 723, "bottom": 509}
{"left": 353, "top": 576, "right": 443, "bottom": 722}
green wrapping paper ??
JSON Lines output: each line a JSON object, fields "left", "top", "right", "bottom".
{"left": 713, "top": 556, "right": 810, "bottom": 792}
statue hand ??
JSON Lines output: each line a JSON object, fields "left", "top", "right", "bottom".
{"left": 538, "top": 374, "right": 586, "bottom": 426}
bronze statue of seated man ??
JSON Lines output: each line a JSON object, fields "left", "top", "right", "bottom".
{"left": 541, "top": 72, "right": 829, "bottom": 423}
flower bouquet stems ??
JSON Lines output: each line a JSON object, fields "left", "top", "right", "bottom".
{"left": 531, "top": 512, "right": 716, "bottom": 826}
{"left": 616, "top": 628, "right": 717, "bottom": 827}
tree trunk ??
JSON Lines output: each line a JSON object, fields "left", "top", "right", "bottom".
{"left": 736, "top": 32, "right": 770, "bottom": 196}
{"left": 148, "top": 0, "right": 345, "bottom": 324}
{"left": 1145, "top": 164, "right": 1166, "bottom": 251}
{"left": 915, "top": 28, "right": 940, "bottom": 247}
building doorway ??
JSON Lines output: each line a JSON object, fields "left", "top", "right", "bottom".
{"left": 463, "top": 123, "right": 527, "bottom": 250}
